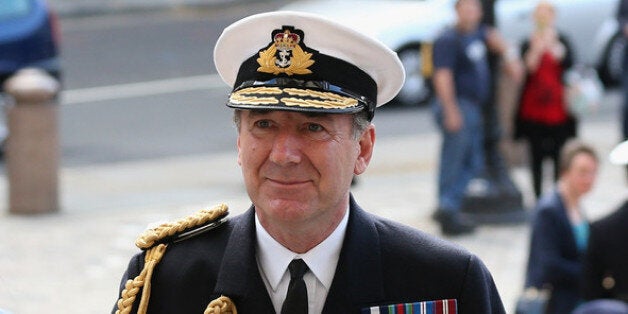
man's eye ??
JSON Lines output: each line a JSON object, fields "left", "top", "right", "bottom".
{"left": 307, "top": 123, "right": 323, "bottom": 132}
{"left": 255, "top": 120, "right": 271, "bottom": 128}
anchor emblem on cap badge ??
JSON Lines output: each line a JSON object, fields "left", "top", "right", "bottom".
{"left": 257, "top": 26, "right": 315, "bottom": 76}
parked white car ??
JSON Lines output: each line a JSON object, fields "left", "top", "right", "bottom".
{"left": 281, "top": 0, "right": 622, "bottom": 107}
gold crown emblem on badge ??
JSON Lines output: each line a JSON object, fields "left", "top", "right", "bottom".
{"left": 274, "top": 30, "right": 300, "bottom": 51}
{"left": 257, "top": 26, "right": 314, "bottom": 76}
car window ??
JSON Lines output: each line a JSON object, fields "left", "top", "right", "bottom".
{"left": 0, "top": 0, "right": 33, "bottom": 21}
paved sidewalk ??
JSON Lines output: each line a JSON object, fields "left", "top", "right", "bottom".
{"left": 48, "top": 0, "right": 266, "bottom": 17}
{"left": 0, "top": 115, "right": 626, "bottom": 313}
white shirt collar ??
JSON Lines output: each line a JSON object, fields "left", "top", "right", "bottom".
{"left": 255, "top": 206, "right": 349, "bottom": 291}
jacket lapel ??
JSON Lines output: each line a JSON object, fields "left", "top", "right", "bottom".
{"left": 323, "top": 195, "right": 386, "bottom": 313}
{"left": 212, "top": 207, "right": 275, "bottom": 313}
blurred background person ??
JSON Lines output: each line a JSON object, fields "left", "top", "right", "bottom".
{"left": 618, "top": 0, "right": 628, "bottom": 210}
{"left": 581, "top": 140, "right": 628, "bottom": 305}
{"left": 514, "top": 0, "right": 576, "bottom": 200}
{"left": 431, "top": 0, "right": 515, "bottom": 235}
{"left": 619, "top": 0, "right": 628, "bottom": 146}
{"left": 523, "top": 140, "right": 599, "bottom": 314}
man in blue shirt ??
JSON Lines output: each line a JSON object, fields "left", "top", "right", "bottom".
{"left": 431, "top": 0, "right": 517, "bottom": 235}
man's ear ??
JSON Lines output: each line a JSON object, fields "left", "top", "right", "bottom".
{"left": 354, "top": 125, "right": 375, "bottom": 175}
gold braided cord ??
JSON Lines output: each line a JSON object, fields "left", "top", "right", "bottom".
{"left": 135, "top": 204, "right": 229, "bottom": 249}
{"left": 115, "top": 244, "right": 168, "bottom": 314}
{"left": 230, "top": 87, "right": 359, "bottom": 109}
{"left": 137, "top": 244, "right": 167, "bottom": 313}
{"left": 282, "top": 97, "right": 358, "bottom": 109}
{"left": 229, "top": 94, "right": 280, "bottom": 105}
{"left": 204, "top": 296, "right": 238, "bottom": 314}
{"left": 283, "top": 88, "right": 353, "bottom": 103}
{"left": 230, "top": 87, "right": 282, "bottom": 105}
{"left": 235, "top": 87, "right": 282, "bottom": 95}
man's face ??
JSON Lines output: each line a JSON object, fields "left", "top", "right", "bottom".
{"left": 456, "top": 0, "right": 483, "bottom": 30}
{"left": 236, "top": 110, "right": 374, "bottom": 226}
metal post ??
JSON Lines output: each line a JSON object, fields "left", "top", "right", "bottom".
{"left": 3, "top": 68, "right": 60, "bottom": 214}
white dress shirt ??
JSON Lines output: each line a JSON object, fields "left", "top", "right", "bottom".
{"left": 255, "top": 207, "right": 349, "bottom": 314}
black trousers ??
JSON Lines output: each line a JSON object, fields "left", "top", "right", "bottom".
{"left": 528, "top": 136, "right": 566, "bottom": 198}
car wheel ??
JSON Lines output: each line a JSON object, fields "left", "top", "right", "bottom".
{"left": 393, "top": 45, "right": 433, "bottom": 107}
{"left": 598, "top": 33, "right": 625, "bottom": 86}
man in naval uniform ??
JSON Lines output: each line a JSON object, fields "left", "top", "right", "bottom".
{"left": 112, "top": 11, "right": 505, "bottom": 314}
{"left": 580, "top": 140, "right": 628, "bottom": 307}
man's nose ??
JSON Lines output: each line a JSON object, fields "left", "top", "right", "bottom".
{"left": 269, "top": 131, "right": 302, "bottom": 165}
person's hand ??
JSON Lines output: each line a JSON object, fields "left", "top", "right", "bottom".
{"left": 444, "top": 107, "right": 463, "bottom": 133}
{"left": 529, "top": 33, "right": 547, "bottom": 54}
{"left": 531, "top": 28, "right": 557, "bottom": 51}
{"left": 623, "top": 24, "right": 628, "bottom": 38}
{"left": 531, "top": 32, "right": 548, "bottom": 51}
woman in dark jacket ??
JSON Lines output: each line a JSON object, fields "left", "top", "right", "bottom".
{"left": 514, "top": 1, "right": 576, "bottom": 199}
{"left": 524, "top": 140, "right": 599, "bottom": 313}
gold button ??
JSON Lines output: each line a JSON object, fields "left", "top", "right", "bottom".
{"left": 602, "top": 276, "right": 616, "bottom": 290}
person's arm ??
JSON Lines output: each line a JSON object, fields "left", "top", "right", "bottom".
{"left": 558, "top": 33, "right": 574, "bottom": 70}
{"left": 432, "top": 33, "right": 463, "bottom": 132}
{"left": 522, "top": 30, "right": 567, "bottom": 73}
{"left": 457, "top": 254, "right": 506, "bottom": 313}
{"left": 486, "top": 26, "right": 523, "bottom": 83}
{"left": 523, "top": 34, "right": 547, "bottom": 73}
{"left": 432, "top": 68, "right": 462, "bottom": 132}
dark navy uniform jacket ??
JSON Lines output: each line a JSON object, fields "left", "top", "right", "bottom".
{"left": 583, "top": 201, "right": 628, "bottom": 302}
{"left": 113, "top": 196, "right": 505, "bottom": 313}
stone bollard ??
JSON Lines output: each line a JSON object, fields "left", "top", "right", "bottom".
{"left": 3, "top": 68, "right": 60, "bottom": 214}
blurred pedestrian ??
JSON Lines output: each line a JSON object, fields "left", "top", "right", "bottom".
{"left": 431, "top": 0, "right": 518, "bottom": 235}
{"left": 523, "top": 140, "right": 599, "bottom": 314}
{"left": 581, "top": 140, "right": 628, "bottom": 304}
{"left": 514, "top": 0, "right": 576, "bottom": 200}
{"left": 112, "top": 11, "right": 506, "bottom": 314}
{"left": 619, "top": 0, "right": 628, "bottom": 142}
{"left": 618, "top": 0, "right": 628, "bottom": 181}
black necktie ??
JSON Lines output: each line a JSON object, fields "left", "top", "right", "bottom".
{"left": 281, "top": 259, "right": 309, "bottom": 314}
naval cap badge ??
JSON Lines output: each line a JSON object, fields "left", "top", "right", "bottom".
{"left": 257, "top": 26, "right": 314, "bottom": 76}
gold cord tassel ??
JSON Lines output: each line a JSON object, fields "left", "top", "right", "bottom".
{"left": 115, "top": 244, "right": 168, "bottom": 314}
{"left": 204, "top": 296, "right": 237, "bottom": 314}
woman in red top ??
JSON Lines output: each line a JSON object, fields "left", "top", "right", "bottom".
{"left": 515, "top": 0, "right": 576, "bottom": 199}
